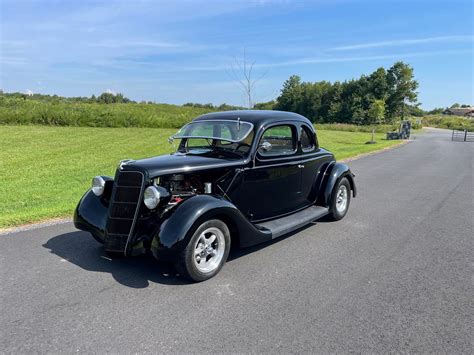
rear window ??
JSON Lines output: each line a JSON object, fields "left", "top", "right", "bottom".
{"left": 301, "top": 126, "right": 315, "bottom": 151}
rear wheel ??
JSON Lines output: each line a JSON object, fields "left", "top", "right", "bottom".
{"left": 175, "top": 219, "right": 231, "bottom": 282}
{"left": 327, "top": 177, "right": 351, "bottom": 221}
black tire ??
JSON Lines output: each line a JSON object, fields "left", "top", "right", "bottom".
{"left": 175, "top": 219, "right": 231, "bottom": 282}
{"left": 327, "top": 177, "right": 351, "bottom": 221}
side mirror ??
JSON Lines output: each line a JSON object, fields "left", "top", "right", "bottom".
{"left": 260, "top": 141, "right": 272, "bottom": 152}
{"left": 168, "top": 136, "right": 174, "bottom": 144}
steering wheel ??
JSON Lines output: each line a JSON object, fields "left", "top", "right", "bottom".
{"left": 234, "top": 142, "right": 251, "bottom": 152}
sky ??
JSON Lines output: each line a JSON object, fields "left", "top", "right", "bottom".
{"left": 1, "top": 0, "right": 473, "bottom": 109}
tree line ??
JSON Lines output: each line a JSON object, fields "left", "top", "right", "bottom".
{"left": 0, "top": 91, "right": 134, "bottom": 104}
{"left": 2, "top": 60, "right": 470, "bottom": 126}
{"left": 256, "top": 61, "right": 420, "bottom": 124}
{"left": 0, "top": 91, "right": 244, "bottom": 111}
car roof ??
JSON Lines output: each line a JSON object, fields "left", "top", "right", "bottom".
{"left": 193, "top": 110, "right": 313, "bottom": 128}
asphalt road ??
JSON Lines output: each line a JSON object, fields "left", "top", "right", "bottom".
{"left": 1, "top": 128, "right": 472, "bottom": 353}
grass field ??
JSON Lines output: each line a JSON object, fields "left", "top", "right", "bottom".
{"left": 0, "top": 125, "right": 401, "bottom": 228}
{"left": 0, "top": 97, "right": 215, "bottom": 128}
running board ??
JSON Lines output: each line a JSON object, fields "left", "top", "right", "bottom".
{"left": 255, "top": 206, "right": 329, "bottom": 239}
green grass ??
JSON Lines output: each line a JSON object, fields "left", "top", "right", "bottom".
{"left": 315, "top": 123, "right": 398, "bottom": 133}
{"left": 318, "top": 130, "right": 402, "bottom": 160}
{"left": 0, "top": 97, "right": 215, "bottom": 128}
{"left": 0, "top": 125, "right": 400, "bottom": 228}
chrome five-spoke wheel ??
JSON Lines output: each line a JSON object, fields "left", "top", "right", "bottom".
{"left": 327, "top": 177, "right": 351, "bottom": 221}
{"left": 335, "top": 184, "right": 348, "bottom": 214}
{"left": 193, "top": 227, "right": 225, "bottom": 273}
{"left": 176, "top": 219, "right": 231, "bottom": 282}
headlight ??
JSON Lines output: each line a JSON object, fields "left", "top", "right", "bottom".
{"left": 91, "top": 176, "right": 106, "bottom": 196}
{"left": 144, "top": 186, "right": 160, "bottom": 209}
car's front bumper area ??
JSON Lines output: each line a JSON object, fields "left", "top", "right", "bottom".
{"left": 74, "top": 189, "right": 183, "bottom": 259}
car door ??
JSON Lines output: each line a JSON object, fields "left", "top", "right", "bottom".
{"left": 237, "top": 123, "right": 303, "bottom": 221}
{"left": 299, "top": 124, "right": 333, "bottom": 204}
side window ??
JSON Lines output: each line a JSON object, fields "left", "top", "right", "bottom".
{"left": 259, "top": 125, "right": 296, "bottom": 156}
{"left": 300, "top": 126, "right": 315, "bottom": 152}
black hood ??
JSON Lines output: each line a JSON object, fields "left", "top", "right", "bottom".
{"left": 122, "top": 153, "right": 247, "bottom": 177}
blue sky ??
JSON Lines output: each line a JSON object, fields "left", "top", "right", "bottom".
{"left": 1, "top": 0, "right": 473, "bottom": 109}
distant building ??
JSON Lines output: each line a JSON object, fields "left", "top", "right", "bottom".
{"left": 443, "top": 107, "right": 474, "bottom": 117}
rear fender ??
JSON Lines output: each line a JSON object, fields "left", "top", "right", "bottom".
{"left": 320, "top": 163, "right": 356, "bottom": 206}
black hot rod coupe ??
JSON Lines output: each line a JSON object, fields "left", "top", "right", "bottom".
{"left": 74, "top": 111, "right": 356, "bottom": 281}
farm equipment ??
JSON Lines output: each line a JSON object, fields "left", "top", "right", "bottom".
{"left": 386, "top": 121, "right": 411, "bottom": 140}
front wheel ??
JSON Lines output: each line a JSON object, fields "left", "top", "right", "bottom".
{"left": 175, "top": 219, "right": 231, "bottom": 282}
{"left": 327, "top": 177, "right": 351, "bottom": 221}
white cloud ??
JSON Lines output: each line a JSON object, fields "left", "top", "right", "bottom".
{"left": 330, "top": 35, "right": 474, "bottom": 51}
{"left": 91, "top": 40, "right": 182, "bottom": 49}
{"left": 253, "top": 49, "right": 474, "bottom": 68}
{"left": 78, "top": 49, "right": 474, "bottom": 73}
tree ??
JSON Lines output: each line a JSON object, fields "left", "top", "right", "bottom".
{"left": 274, "top": 75, "right": 303, "bottom": 113}
{"left": 367, "top": 99, "right": 385, "bottom": 125}
{"left": 427, "top": 107, "right": 444, "bottom": 115}
{"left": 96, "top": 92, "right": 131, "bottom": 104}
{"left": 228, "top": 49, "right": 267, "bottom": 109}
{"left": 406, "top": 104, "right": 424, "bottom": 117}
{"left": 253, "top": 100, "right": 275, "bottom": 110}
{"left": 97, "top": 92, "right": 115, "bottom": 103}
{"left": 273, "top": 61, "right": 418, "bottom": 125}
{"left": 386, "top": 62, "right": 418, "bottom": 121}
{"left": 368, "top": 67, "right": 388, "bottom": 100}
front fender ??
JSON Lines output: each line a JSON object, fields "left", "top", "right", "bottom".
{"left": 152, "top": 195, "right": 271, "bottom": 259}
{"left": 322, "top": 163, "right": 356, "bottom": 206}
{"left": 73, "top": 189, "right": 109, "bottom": 242}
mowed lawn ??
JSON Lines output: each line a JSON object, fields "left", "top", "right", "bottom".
{"left": 0, "top": 125, "right": 400, "bottom": 228}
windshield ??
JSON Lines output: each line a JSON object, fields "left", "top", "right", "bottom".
{"left": 173, "top": 120, "right": 254, "bottom": 142}
{"left": 173, "top": 120, "right": 255, "bottom": 158}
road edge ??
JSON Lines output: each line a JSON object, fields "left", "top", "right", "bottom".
{"left": 0, "top": 217, "right": 72, "bottom": 236}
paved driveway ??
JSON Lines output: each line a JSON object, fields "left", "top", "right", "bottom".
{"left": 1, "top": 128, "right": 472, "bottom": 353}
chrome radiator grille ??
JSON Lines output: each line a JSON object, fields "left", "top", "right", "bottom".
{"left": 104, "top": 171, "right": 144, "bottom": 253}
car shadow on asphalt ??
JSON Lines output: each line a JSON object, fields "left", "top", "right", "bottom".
{"left": 43, "top": 222, "right": 318, "bottom": 288}
{"left": 43, "top": 231, "right": 190, "bottom": 288}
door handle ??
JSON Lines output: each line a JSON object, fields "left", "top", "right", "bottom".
{"left": 298, "top": 164, "right": 305, "bottom": 168}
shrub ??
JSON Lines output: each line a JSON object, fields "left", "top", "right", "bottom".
{"left": 421, "top": 115, "right": 474, "bottom": 131}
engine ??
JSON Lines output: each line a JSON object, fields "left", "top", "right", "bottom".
{"left": 159, "top": 174, "right": 204, "bottom": 195}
